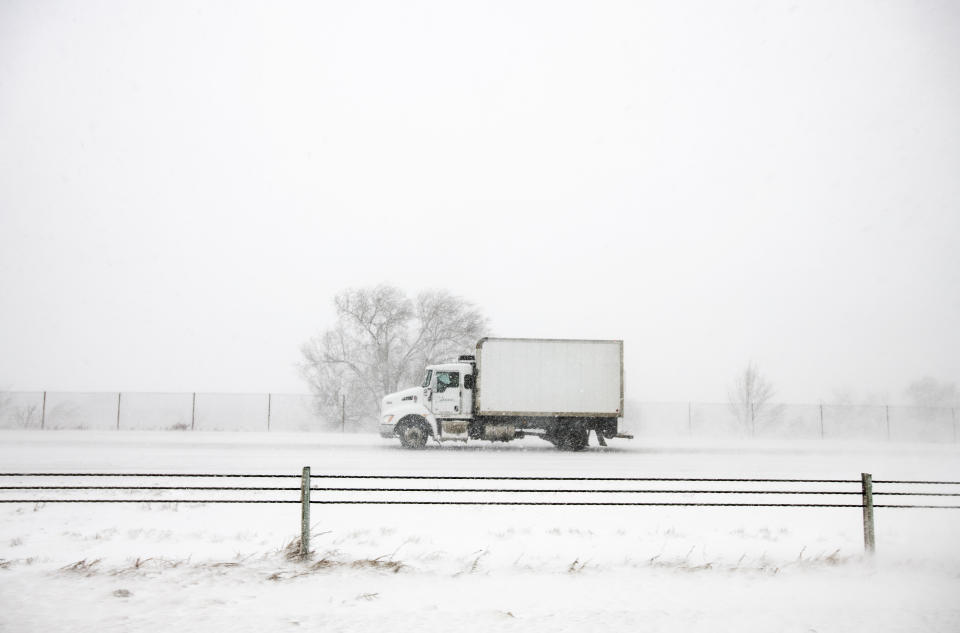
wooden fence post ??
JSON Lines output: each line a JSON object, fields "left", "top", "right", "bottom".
{"left": 300, "top": 466, "right": 311, "bottom": 559}
{"left": 116, "top": 393, "right": 122, "bottom": 430}
{"left": 861, "top": 472, "right": 875, "bottom": 554}
{"left": 40, "top": 391, "right": 47, "bottom": 430}
{"left": 191, "top": 393, "right": 197, "bottom": 431}
{"left": 267, "top": 393, "right": 272, "bottom": 432}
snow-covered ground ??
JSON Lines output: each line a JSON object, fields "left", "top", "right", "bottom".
{"left": 1, "top": 431, "right": 959, "bottom": 632}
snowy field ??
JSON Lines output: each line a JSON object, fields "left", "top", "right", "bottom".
{"left": 1, "top": 431, "right": 959, "bottom": 632}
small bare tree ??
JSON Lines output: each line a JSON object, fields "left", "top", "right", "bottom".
{"left": 0, "top": 390, "right": 11, "bottom": 428}
{"left": 300, "top": 284, "right": 488, "bottom": 430}
{"left": 302, "top": 358, "right": 368, "bottom": 432}
{"left": 905, "top": 376, "right": 958, "bottom": 409}
{"left": 0, "top": 391, "right": 42, "bottom": 429}
{"left": 14, "top": 403, "right": 40, "bottom": 429}
{"left": 728, "top": 362, "right": 782, "bottom": 436}
{"left": 903, "top": 376, "right": 958, "bottom": 427}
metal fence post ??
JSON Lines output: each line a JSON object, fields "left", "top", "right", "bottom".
{"left": 191, "top": 393, "right": 197, "bottom": 431}
{"left": 40, "top": 391, "right": 47, "bottom": 430}
{"left": 267, "top": 393, "right": 272, "bottom": 432}
{"left": 300, "top": 466, "right": 311, "bottom": 559}
{"left": 819, "top": 403, "right": 824, "bottom": 439}
{"left": 116, "top": 393, "right": 122, "bottom": 430}
{"left": 861, "top": 472, "right": 875, "bottom": 554}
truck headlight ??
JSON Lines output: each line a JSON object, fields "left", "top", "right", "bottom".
{"left": 383, "top": 414, "right": 394, "bottom": 424}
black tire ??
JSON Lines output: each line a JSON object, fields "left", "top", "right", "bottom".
{"left": 398, "top": 420, "right": 428, "bottom": 449}
{"left": 555, "top": 423, "right": 589, "bottom": 452}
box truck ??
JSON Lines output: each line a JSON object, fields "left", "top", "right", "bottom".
{"left": 379, "top": 337, "right": 629, "bottom": 450}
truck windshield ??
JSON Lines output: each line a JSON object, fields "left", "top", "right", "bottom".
{"left": 421, "top": 370, "right": 433, "bottom": 388}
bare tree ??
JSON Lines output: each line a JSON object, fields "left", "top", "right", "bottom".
{"left": 300, "top": 357, "right": 369, "bottom": 432}
{"left": 903, "top": 376, "right": 958, "bottom": 429}
{"left": 300, "top": 284, "right": 488, "bottom": 430}
{"left": 728, "top": 362, "right": 782, "bottom": 436}
{"left": 0, "top": 391, "right": 42, "bottom": 429}
{"left": 0, "top": 390, "right": 11, "bottom": 428}
{"left": 905, "top": 376, "right": 958, "bottom": 409}
{"left": 13, "top": 403, "right": 40, "bottom": 429}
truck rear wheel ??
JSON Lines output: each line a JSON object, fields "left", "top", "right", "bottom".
{"left": 555, "top": 422, "right": 589, "bottom": 451}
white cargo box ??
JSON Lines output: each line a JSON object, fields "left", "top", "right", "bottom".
{"left": 475, "top": 338, "right": 623, "bottom": 417}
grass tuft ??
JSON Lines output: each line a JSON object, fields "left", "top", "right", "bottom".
{"left": 60, "top": 559, "right": 102, "bottom": 575}
{"left": 350, "top": 557, "right": 404, "bottom": 573}
{"left": 568, "top": 558, "right": 590, "bottom": 573}
{"left": 282, "top": 536, "right": 309, "bottom": 561}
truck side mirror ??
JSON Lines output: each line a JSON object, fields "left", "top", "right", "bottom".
{"left": 464, "top": 375, "right": 474, "bottom": 389}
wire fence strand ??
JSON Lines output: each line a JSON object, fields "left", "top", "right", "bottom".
{"left": 4, "top": 500, "right": 957, "bottom": 508}
{"left": 1, "top": 472, "right": 957, "bottom": 508}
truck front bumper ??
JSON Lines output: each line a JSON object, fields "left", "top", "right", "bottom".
{"left": 378, "top": 422, "right": 397, "bottom": 438}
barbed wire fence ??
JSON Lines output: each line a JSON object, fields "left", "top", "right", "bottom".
{"left": 1, "top": 470, "right": 958, "bottom": 558}
{"left": 0, "top": 390, "right": 957, "bottom": 441}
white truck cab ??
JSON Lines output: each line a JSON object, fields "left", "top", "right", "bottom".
{"left": 379, "top": 360, "right": 475, "bottom": 447}
{"left": 379, "top": 338, "right": 629, "bottom": 451}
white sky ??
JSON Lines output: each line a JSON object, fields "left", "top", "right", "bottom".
{"left": 1, "top": 0, "right": 958, "bottom": 403}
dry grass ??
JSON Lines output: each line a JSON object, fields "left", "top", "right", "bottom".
{"left": 110, "top": 557, "right": 191, "bottom": 575}
{"left": 34, "top": 555, "right": 224, "bottom": 579}
{"left": 59, "top": 558, "right": 102, "bottom": 575}
{"left": 639, "top": 547, "right": 855, "bottom": 575}
{"left": 282, "top": 536, "right": 309, "bottom": 561}
{"left": 567, "top": 558, "right": 588, "bottom": 573}
{"left": 350, "top": 557, "right": 404, "bottom": 573}
{"left": 266, "top": 552, "right": 405, "bottom": 581}
{"left": 279, "top": 530, "right": 331, "bottom": 561}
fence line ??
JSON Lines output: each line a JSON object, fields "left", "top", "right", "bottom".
{"left": 1, "top": 391, "right": 958, "bottom": 441}
{"left": 5, "top": 486, "right": 956, "bottom": 496}
{"left": 2, "top": 470, "right": 959, "bottom": 558}
{"left": 0, "top": 473, "right": 866, "bottom": 482}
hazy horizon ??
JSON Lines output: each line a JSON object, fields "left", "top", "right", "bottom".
{"left": 1, "top": 0, "right": 958, "bottom": 404}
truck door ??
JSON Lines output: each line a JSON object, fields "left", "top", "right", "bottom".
{"left": 432, "top": 370, "right": 461, "bottom": 416}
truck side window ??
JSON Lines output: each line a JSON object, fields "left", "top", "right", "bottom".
{"left": 435, "top": 371, "right": 459, "bottom": 393}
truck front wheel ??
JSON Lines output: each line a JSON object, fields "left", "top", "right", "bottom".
{"left": 397, "top": 418, "right": 429, "bottom": 449}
